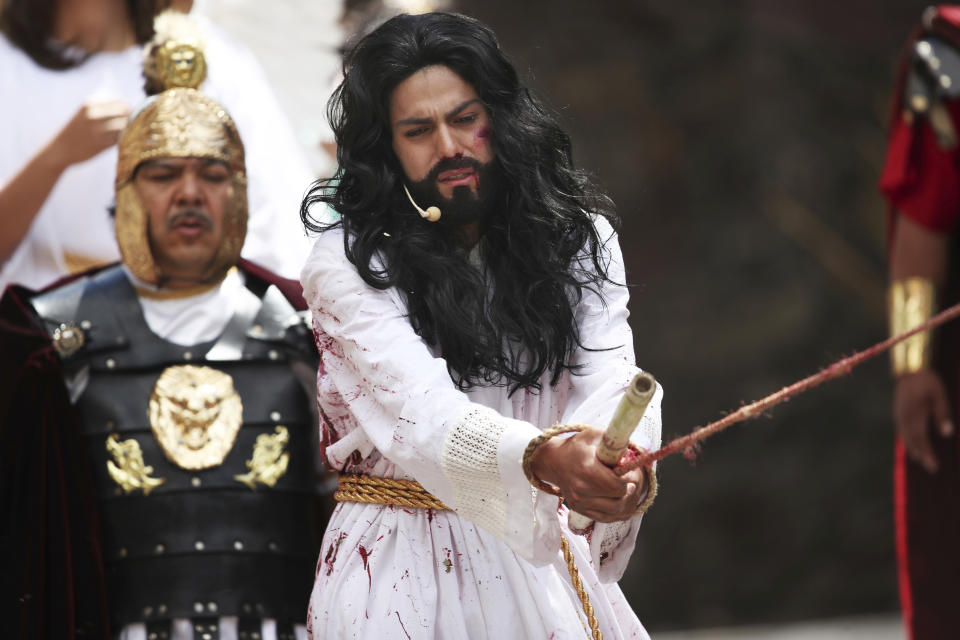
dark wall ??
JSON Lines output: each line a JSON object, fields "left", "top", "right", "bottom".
{"left": 457, "top": 0, "right": 931, "bottom": 631}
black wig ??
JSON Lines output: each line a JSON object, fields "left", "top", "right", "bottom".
{"left": 301, "top": 12, "right": 621, "bottom": 393}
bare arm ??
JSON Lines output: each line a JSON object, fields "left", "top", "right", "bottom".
{"left": 0, "top": 100, "right": 129, "bottom": 263}
{"left": 889, "top": 213, "right": 954, "bottom": 472}
{"left": 890, "top": 214, "right": 949, "bottom": 283}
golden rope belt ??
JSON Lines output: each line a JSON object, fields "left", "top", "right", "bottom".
{"left": 335, "top": 474, "right": 603, "bottom": 640}
{"left": 334, "top": 473, "right": 451, "bottom": 510}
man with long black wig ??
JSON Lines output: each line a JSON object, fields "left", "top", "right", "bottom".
{"left": 300, "top": 12, "right": 662, "bottom": 639}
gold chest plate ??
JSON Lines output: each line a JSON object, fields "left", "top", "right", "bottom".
{"left": 148, "top": 364, "right": 243, "bottom": 470}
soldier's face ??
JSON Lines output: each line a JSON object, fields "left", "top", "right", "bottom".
{"left": 134, "top": 157, "right": 232, "bottom": 283}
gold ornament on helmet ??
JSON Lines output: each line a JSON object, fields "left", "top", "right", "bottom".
{"left": 114, "top": 10, "right": 247, "bottom": 286}
{"left": 143, "top": 11, "right": 208, "bottom": 93}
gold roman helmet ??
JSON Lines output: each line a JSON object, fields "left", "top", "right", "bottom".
{"left": 115, "top": 11, "right": 247, "bottom": 285}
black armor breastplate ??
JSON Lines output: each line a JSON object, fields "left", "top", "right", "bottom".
{"left": 32, "top": 266, "right": 320, "bottom": 632}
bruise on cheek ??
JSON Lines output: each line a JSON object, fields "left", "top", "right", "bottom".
{"left": 474, "top": 126, "right": 491, "bottom": 153}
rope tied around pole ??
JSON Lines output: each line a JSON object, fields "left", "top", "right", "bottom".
{"left": 616, "top": 298, "right": 960, "bottom": 474}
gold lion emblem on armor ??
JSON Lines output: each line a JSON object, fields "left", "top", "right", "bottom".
{"left": 235, "top": 426, "right": 290, "bottom": 489}
{"left": 149, "top": 365, "right": 243, "bottom": 470}
{"left": 106, "top": 434, "right": 167, "bottom": 495}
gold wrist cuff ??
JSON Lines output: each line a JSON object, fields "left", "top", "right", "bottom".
{"left": 889, "top": 277, "right": 936, "bottom": 376}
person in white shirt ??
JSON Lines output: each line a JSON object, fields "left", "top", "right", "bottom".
{"left": 0, "top": 0, "right": 314, "bottom": 290}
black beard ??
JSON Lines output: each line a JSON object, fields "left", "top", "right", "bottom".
{"left": 407, "top": 157, "right": 502, "bottom": 227}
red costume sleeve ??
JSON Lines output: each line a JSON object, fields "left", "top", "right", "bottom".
{"left": 879, "top": 102, "right": 960, "bottom": 233}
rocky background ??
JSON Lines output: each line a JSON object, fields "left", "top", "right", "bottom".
{"left": 453, "top": 0, "right": 930, "bottom": 632}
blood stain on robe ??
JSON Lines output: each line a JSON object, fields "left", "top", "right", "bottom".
{"left": 442, "top": 547, "right": 453, "bottom": 573}
{"left": 323, "top": 531, "right": 348, "bottom": 576}
{"left": 394, "top": 611, "right": 412, "bottom": 639}
{"left": 358, "top": 544, "right": 374, "bottom": 588}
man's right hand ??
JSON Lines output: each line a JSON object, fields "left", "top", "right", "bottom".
{"left": 528, "top": 427, "right": 646, "bottom": 523}
{"left": 894, "top": 369, "right": 954, "bottom": 473}
{"left": 49, "top": 100, "right": 130, "bottom": 168}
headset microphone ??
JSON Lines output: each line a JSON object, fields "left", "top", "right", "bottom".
{"left": 403, "top": 184, "right": 441, "bottom": 222}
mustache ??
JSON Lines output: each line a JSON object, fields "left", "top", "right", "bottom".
{"left": 166, "top": 209, "right": 213, "bottom": 231}
{"left": 426, "top": 156, "right": 484, "bottom": 183}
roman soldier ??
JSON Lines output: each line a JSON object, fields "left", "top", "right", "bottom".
{"left": 880, "top": 6, "right": 960, "bottom": 639}
{"left": 1, "top": 13, "right": 325, "bottom": 640}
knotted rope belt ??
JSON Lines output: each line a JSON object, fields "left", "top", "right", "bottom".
{"left": 334, "top": 474, "right": 450, "bottom": 510}
{"left": 335, "top": 474, "right": 604, "bottom": 640}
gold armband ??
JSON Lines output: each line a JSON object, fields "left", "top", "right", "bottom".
{"left": 889, "top": 277, "right": 936, "bottom": 376}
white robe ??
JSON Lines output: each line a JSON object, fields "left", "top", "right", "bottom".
{"left": 0, "top": 14, "right": 314, "bottom": 291}
{"left": 300, "top": 219, "right": 662, "bottom": 640}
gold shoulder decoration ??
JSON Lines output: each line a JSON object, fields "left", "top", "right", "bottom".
{"left": 149, "top": 365, "right": 243, "bottom": 470}
{"left": 106, "top": 434, "right": 167, "bottom": 495}
{"left": 235, "top": 426, "right": 291, "bottom": 490}
{"left": 143, "top": 10, "right": 207, "bottom": 93}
